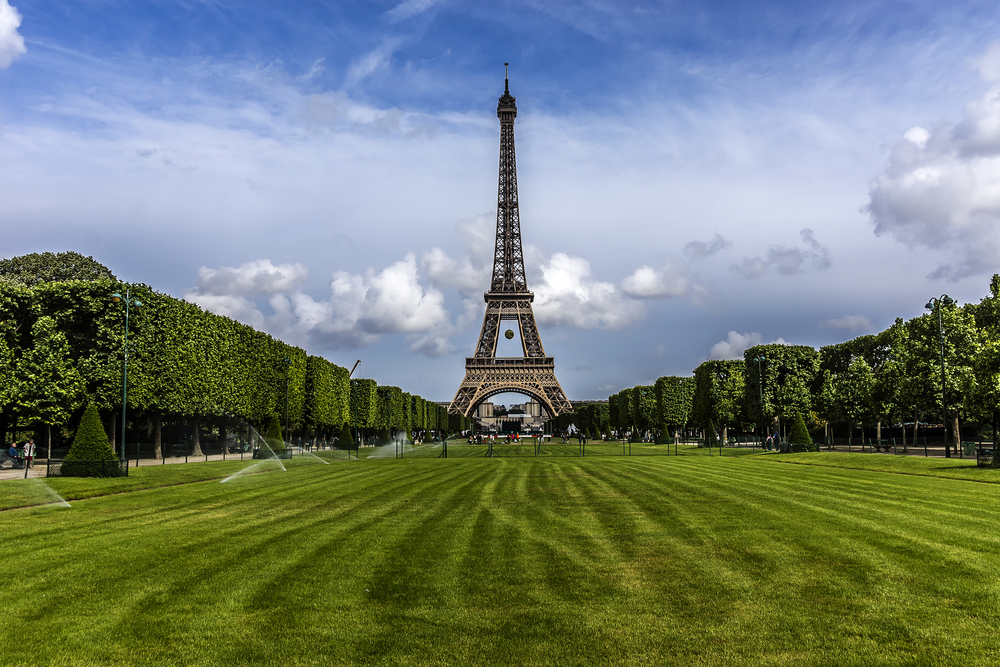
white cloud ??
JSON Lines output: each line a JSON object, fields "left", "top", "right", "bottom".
{"left": 186, "top": 254, "right": 450, "bottom": 355}
{"left": 973, "top": 41, "right": 1000, "bottom": 82}
{"left": 621, "top": 264, "right": 689, "bottom": 298}
{"left": 709, "top": 331, "right": 763, "bottom": 360}
{"left": 533, "top": 253, "right": 645, "bottom": 329}
{"left": 731, "top": 229, "right": 831, "bottom": 278}
{"left": 346, "top": 38, "right": 404, "bottom": 85}
{"left": 819, "top": 315, "right": 873, "bottom": 331}
{"left": 0, "top": 0, "right": 25, "bottom": 70}
{"left": 708, "top": 331, "right": 789, "bottom": 360}
{"left": 195, "top": 259, "right": 309, "bottom": 297}
{"left": 354, "top": 254, "right": 449, "bottom": 334}
{"left": 868, "top": 47, "right": 1000, "bottom": 279}
{"left": 385, "top": 0, "right": 446, "bottom": 23}
{"left": 420, "top": 246, "right": 487, "bottom": 293}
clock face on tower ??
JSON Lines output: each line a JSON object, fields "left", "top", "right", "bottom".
{"left": 505, "top": 329, "right": 515, "bottom": 340}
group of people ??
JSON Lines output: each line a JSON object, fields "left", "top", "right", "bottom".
{"left": 3, "top": 439, "right": 36, "bottom": 470}
{"left": 764, "top": 431, "right": 782, "bottom": 451}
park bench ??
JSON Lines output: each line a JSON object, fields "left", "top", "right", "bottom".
{"left": 1, "top": 452, "right": 24, "bottom": 469}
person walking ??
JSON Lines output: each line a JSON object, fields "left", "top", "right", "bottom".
{"left": 24, "top": 439, "right": 35, "bottom": 469}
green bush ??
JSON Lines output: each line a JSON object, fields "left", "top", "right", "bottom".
{"left": 338, "top": 422, "right": 354, "bottom": 449}
{"left": 788, "top": 414, "right": 816, "bottom": 452}
{"left": 789, "top": 414, "right": 812, "bottom": 444}
{"left": 62, "top": 403, "right": 121, "bottom": 477}
{"left": 264, "top": 413, "right": 286, "bottom": 453}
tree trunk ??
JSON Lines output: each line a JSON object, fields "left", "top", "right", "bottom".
{"left": 47, "top": 423, "right": 52, "bottom": 460}
{"left": 876, "top": 420, "right": 882, "bottom": 449}
{"left": 994, "top": 409, "right": 999, "bottom": 449}
{"left": 952, "top": 412, "right": 961, "bottom": 455}
{"left": 902, "top": 416, "right": 908, "bottom": 450}
{"left": 220, "top": 422, "right": 228, "bottom": 456}
{"left": 107, "top": 412, "right": 117, "bottom": 451}
{"left": 190, "top": 416, "right": 204, "bottom": 457}
{"left": 153, "top": 415, "right": 162, "bottom": 460}
{"left": 721, "top": 425, "right": 728, "bottom": 446}
{"left": 913, "top": 407, "right": 920, "bottom": 447}
{"left": 0, "top": 408, "right": 7, "bottom": 451}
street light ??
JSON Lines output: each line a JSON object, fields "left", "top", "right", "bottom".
{"left": 754, "top": 356, "right": 766, "bottom": 451}
{"left": 679, "top": 378, "right": 690, "bottom": 456}
{"left": 925, "top": 294, "right": 955, "bottom": 458}
{"left": 111, "top": 289, "right": 142, "bottom": 464}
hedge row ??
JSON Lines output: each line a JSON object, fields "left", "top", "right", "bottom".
{"left": 0, "top": 279, "right": 468, "bottom": 443}
{"left": 608, "top": 274, "right": 1000, "bottom": 444}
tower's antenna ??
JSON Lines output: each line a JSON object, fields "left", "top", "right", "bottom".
{"left": 504, "top": 62, "right": 509, "bottom": 92}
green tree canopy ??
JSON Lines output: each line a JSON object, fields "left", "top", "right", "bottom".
{"left": 0, "top": 252, "right": 116, "bottom": 287}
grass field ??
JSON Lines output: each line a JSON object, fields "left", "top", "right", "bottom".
{"left": 2, "top": 451, "right": 1000, "bottom": 666}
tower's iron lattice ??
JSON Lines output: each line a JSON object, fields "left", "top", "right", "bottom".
{"left": 449, "top": 69, "right": 572, "bottom": 419}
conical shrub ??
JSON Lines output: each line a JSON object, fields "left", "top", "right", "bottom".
{"left": 338, "top": 422, "right": 354, "bottom": 449}
{"left": 62, "top": 403, "right": 119, "bottom": 477}
{"left": 264, "top": 413, "right": 286, "bottom": 453}
{"left": 788, "top": 413, "right": 815, "bottom": 452}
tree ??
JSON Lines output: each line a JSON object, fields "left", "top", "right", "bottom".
{"left": 62, "top": 402, "right": 119, "bottom": 477}
{"left": 744, "top": 344, "right": 821, "bottom": 435}
{"left": 835, "top": 357, "right": 877, "bottom": 441}
{"left": 654, "top": 376, "right": 695, "bottom": 435}
{"left": 0, "top": 252, "right": 116, "bottom": 287}
{"left": 16, "top": 317, "right": 85, "bottom": 455}
{"left": 899, "top": 303, "right": 982, "bottom": 455}
{"left": 692, "top": 360, "right": 747, "bottom": 443}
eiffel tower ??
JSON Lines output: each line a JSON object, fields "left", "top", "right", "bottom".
{"left": 449, "top": 66, "right": 572, "bottom": 419}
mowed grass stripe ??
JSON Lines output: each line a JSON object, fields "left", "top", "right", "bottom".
{"left": 3, "top": 457, "right": 1000, "bottom": 665}
{"left": 593, "top": 458, "right": 1000, "bottom": 659}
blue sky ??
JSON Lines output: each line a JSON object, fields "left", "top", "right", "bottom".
{"left": 3, "top": 0, "right": 1000, "bottom": 404}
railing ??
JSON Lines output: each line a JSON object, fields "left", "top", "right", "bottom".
{"left": 465, "top": 357, "right": 554, "bottom": 367}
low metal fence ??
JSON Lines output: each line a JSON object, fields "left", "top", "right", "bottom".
{"left": 47, "top": 459, "right": 129, "bottom": 478}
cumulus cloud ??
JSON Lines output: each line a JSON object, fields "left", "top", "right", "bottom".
{"left": 621, "top": 264, "right": 689, "bottom": 298}
{"left": 868, "top": 45, "right": 1000, "bottom": 279}
{"left": 196, "top": 259, "right": 308, "bottom": 297}
{"left": 533, "top": 253, "right": 645, "bottom": 329}
{"left": 186, "top": 254, "right": 450, "bottom": 355}
{"left": 819, "top": 315, "right": 872, "bottom": 331}
{"left": 731, "top": 228, "right": 831, "bottom": 278}
{"left": 708, "top": 331, "right": 788, "bottom": 360}
{"left": 0, "top": 0, "right": 25, "bottom": 69}
{"left": 684, "top": 234, "right": 731, "bottom": 258}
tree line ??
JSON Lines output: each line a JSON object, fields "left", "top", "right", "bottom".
{"left": 603, "top": 275, "right": 1000, "bottom": 454}
{"left": 0, "top": 256, "right": 468, "bottom": 455}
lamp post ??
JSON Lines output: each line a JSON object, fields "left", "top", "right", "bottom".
{"left": 679, "top": 378, "right": 689, "bottom": 456}
{"left": 925, "top": 294, "right": 955, "bottom": 458}
{"left": 754, "top": 356, "right": 766, "bottom": 450}
{"left": 111, "top": 289, "right": 142, "bottom": 464}
{"left": 348, "top": 360, "right": 360, "bottom": 453}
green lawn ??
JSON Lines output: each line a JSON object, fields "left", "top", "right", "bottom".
{"left": 3, "top": 453, "right": 1000, "bottom": 665}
